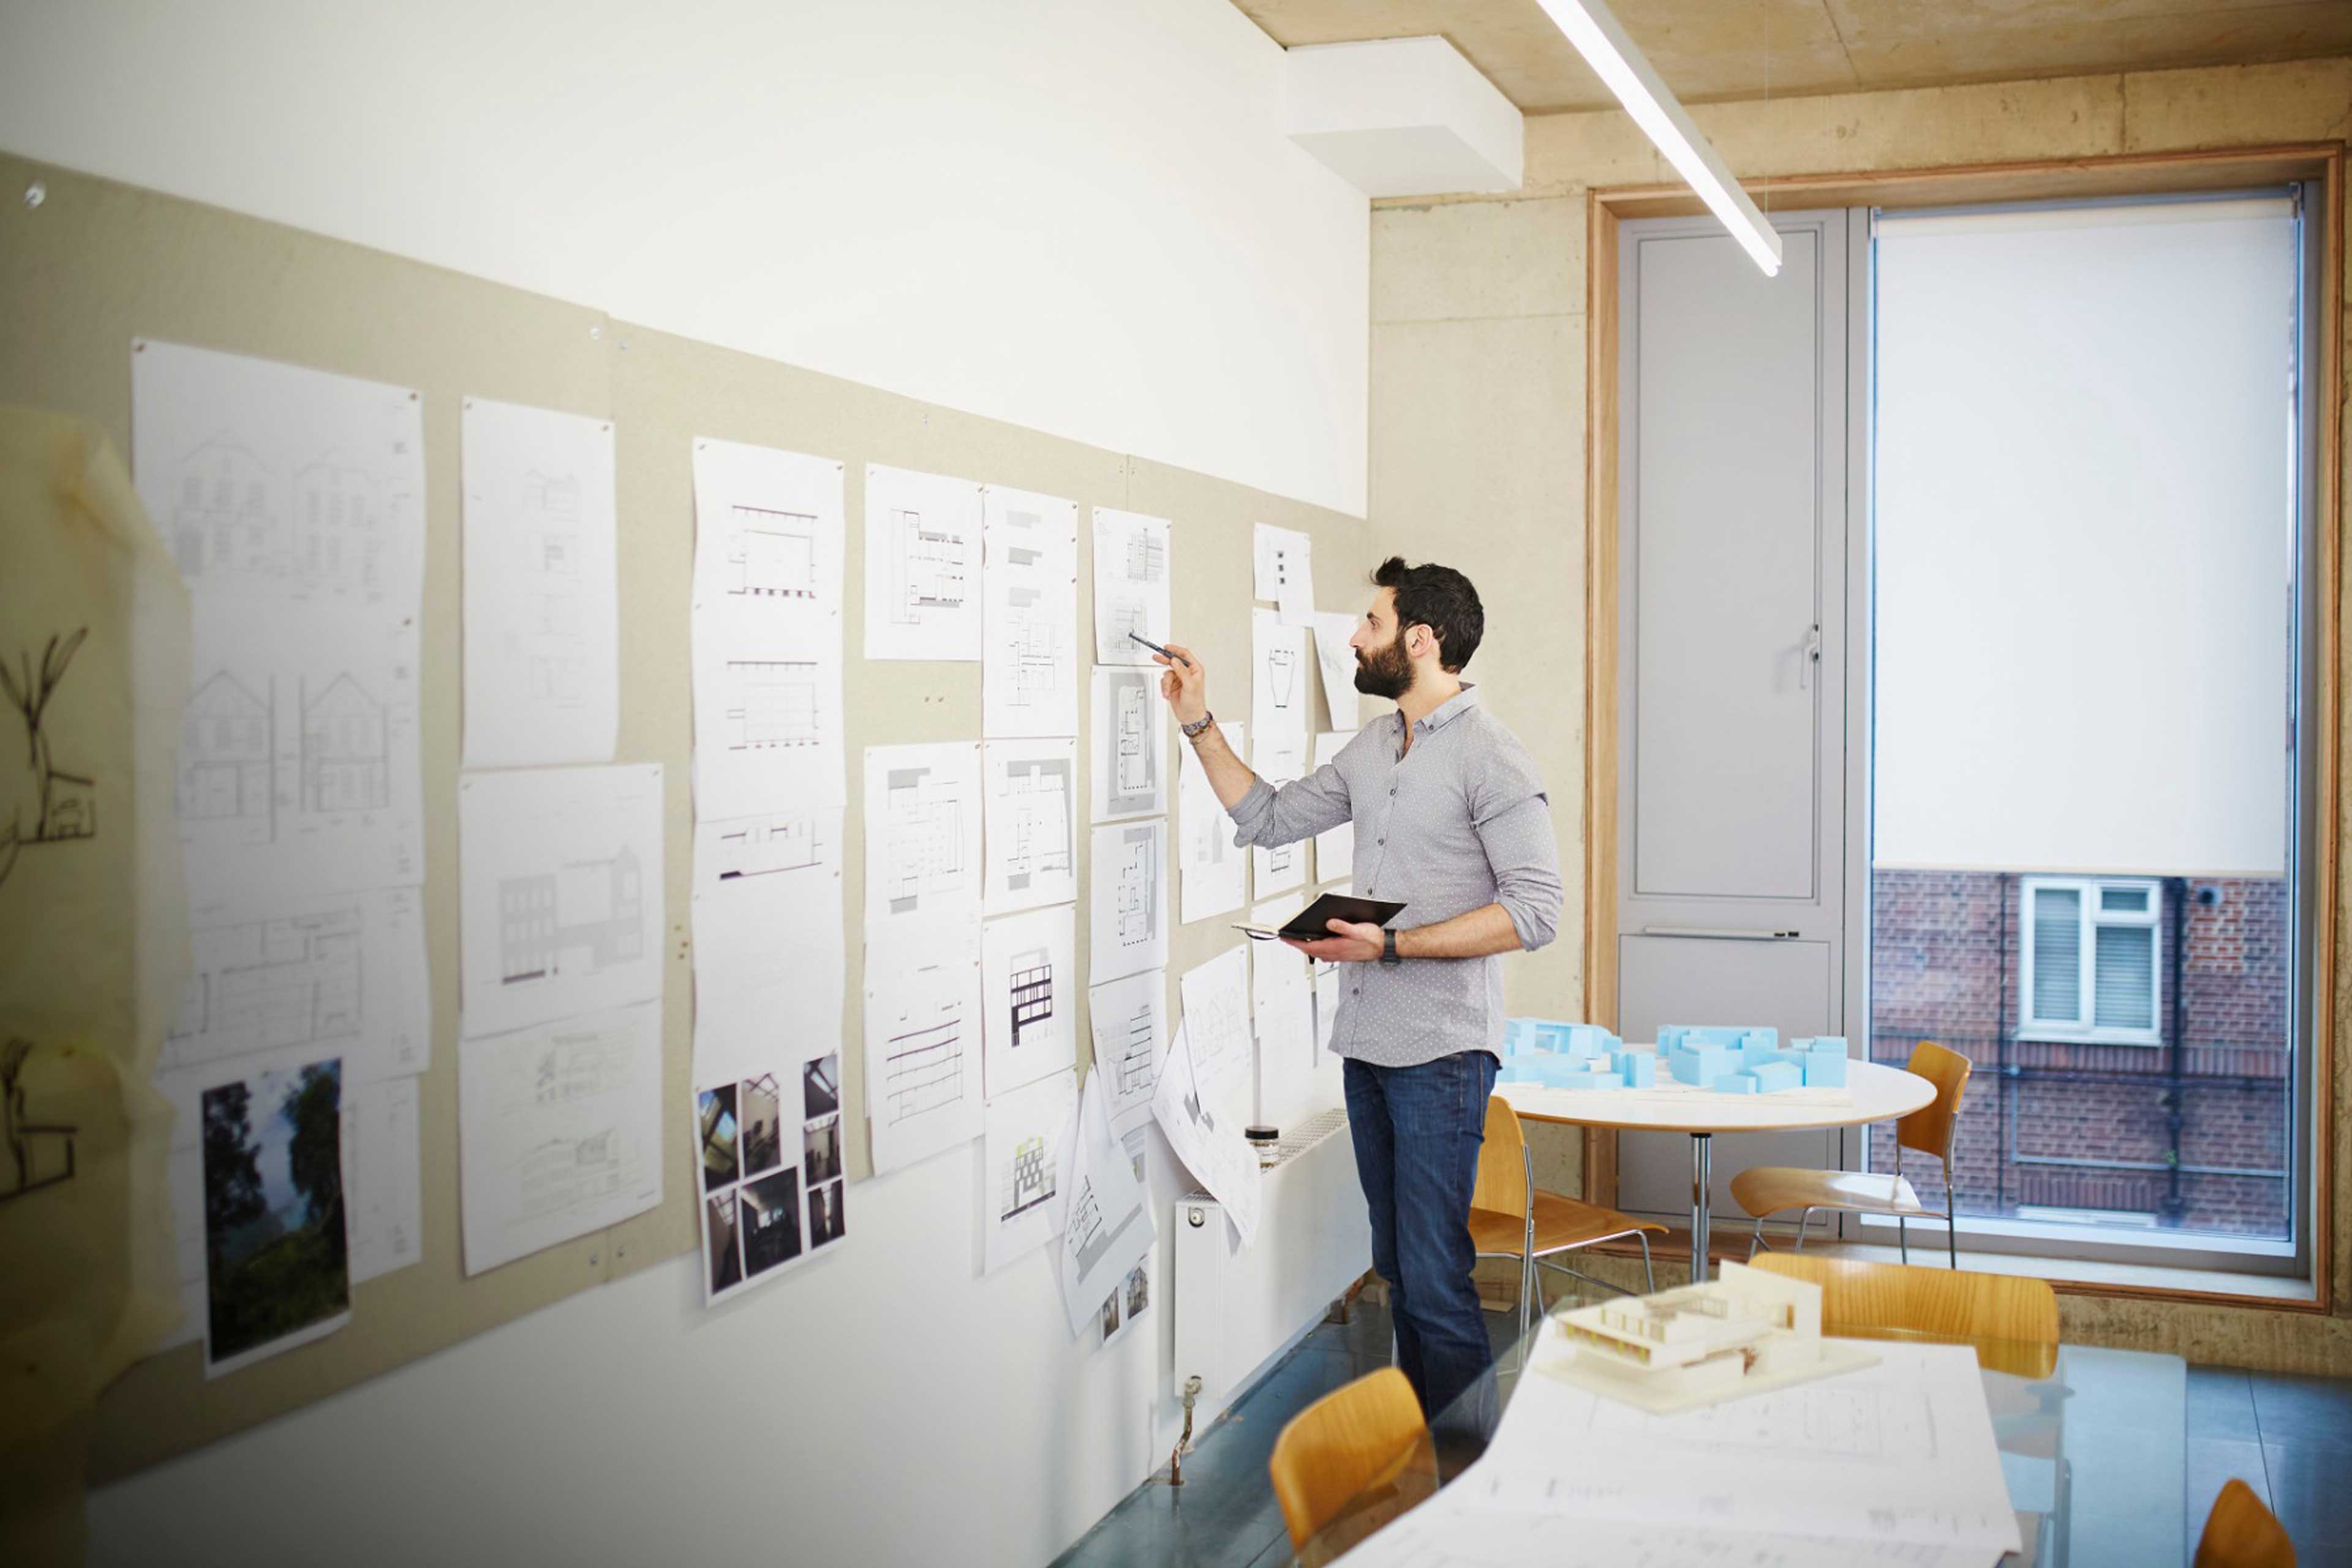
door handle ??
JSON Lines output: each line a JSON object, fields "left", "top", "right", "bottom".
{"left": 1798, "top": 624, "right": 1822, "bottom": 690}
{"left": 1641, "top": 925, "right": 1804, "bottom": 940}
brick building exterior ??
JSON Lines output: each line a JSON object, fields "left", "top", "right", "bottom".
{"left": 1868, "top": 870, "right": 2292, "bottom": 1235}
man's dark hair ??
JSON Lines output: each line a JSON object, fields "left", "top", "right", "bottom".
{"left": 1371, "top": 556, "right": 1483, "bottom": 673}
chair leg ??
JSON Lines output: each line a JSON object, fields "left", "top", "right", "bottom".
{"left": 1639, "top": 1231, "right": 1656, "bottom": 1294}
{"left": 1748, "top": 1213, "right": 1767, "bottom": 1260}
{"left": 1792, "top": 1207, "right": 1814, "bottom": 1252}
{"left": 1896, "top": 1145, "right": 1910, "bottom": 1265}
{"left": 1518, "top": 1250, "right": 1532, "bottom": 1345}
{"left": 1946, "top": 1169, "right": 1959, "bottom": 1272}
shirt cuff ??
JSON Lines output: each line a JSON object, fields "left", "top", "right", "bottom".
{"left": 1227, "top": 775, "right": 1278, "bottom": 846}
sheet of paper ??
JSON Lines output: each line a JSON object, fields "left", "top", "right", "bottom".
{"left": 1089, "top": 818, "right": 1169, "bottom": 982}
{"left": 162, "top": 883, "right": 431, "bottom": 1084}
{"left": 1311, "top": 611, "right": 1362, "bottom": 732}
{"left": 194, "top": 1049, "right": 352, "bottom": 1378}
{"left": 1054, "top": 1069, "right": 1156, "bottom": 1335}
{"left": 864, "top": 741, "right": 983, "bottom": 932}
{"left": 981, "top": 486, "right": 1080, "bottom": 737}
{"left": 984, "top": 1068, "right": 1077, "bottom": 1274}
{"left": 1091, "top": 507, "right": 1171, "bottom": 665}
{"left": 1099, "top": 1256, "right": 1152, "bottom": 1349}
{"left": 1088, "top": 968, "right": 1167, "bottom": 1134}
{"left": 690, "top": 807, "right": 846, "bottom": 1087}
{"left": 862, "top": 914, "right": 985, "bottom": 1175}
{"left": 1312, "top": 731, "right": 1355, "bottom": 882}
{"left": 696, "top": 1041, "right": 850, "bottom": 1305}
{"left": 1325, "top": 1494, "right": 1988, "bottom": 1568}
{"left": 1251, "top": 607, "right": 1312, "bottom": 750}
{"left": 1313, "top": 957, "right": 1341, "bottom": 1055}
{"left": 981, "top": 903, "right": 1079, "bottom": 1099}
{"left": 459, "top": 396, "right": 618, "bottom": 767}
{"left": 345, "top": 1074, "right": 422, "bottom": 1284}
{"left": 459, "top": 1001, "right": 662, "bottom": 1275}
{"left": 864, "top": 462, "right": 982, "bottom": 660}
{"left": 1249, "top": 895, "right": 1317, "bottom": 1128}
{"left": 1178, "top": 944, "right": 1254, "bottom": 1112}
{"left": 1253, "top": 522, "right": 1316, "bottom": 628}
{"left": 1151, "top": 1020, "right": 1262, "bottom": 1247}
{"left": 132, "top": 339, "right": 427, "bottom": 902}
{"left": 1250, "top": 729, "right": 1310, "bottom": 895}
{"left": 690, "top": 438, "right": 847, "bottom": 815}
{"left": 1178, "top": 715, "right": 1248, "bottom": 923}
{"left": 1462, "top": 1330, "right": 2024, "bottom": 1559}
{"left": 1090, "top": 665, "right": 1167, "bottom": 821}
{"left": 982, "top": 737, "right": 1078, "bottom": 914}
{"left": 458, "top": 764, "right": 665, "bottom": 1038}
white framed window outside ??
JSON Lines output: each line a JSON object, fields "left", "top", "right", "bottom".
{"left": 2018, "top": 876, "right": 2162, "bottom": 1044}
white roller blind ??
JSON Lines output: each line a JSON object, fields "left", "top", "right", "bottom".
{"left": 1872, "top": 195, "right": 2297, "bottom": 876}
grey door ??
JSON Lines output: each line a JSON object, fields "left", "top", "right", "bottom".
{"left": 1615, "top": 209, "right": 1853, "bottom": 1227}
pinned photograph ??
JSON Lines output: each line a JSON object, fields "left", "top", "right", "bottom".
{"left": 741, "top": 1167, "right": 802, "bottom": 1278}
{"left": 803, "top": 1115, "right": 843, "bottom": 1185}
{"left": 807, "top": 1178, "right": 847, "bottom": 1247}
{"left": 704, "top": 1189, "right": 743, "bottom": 1297}
{"left": 739, "top": 1074, "right": 782, "bottom": 1177}
{"left": 698, "top": 1083, "right": 739, "bottom": 1193}
{"left": 200, "top": 1058, "right": 352, "bottom": 1375}
{"left": 803, "top": 1052, "right": 840, "bottom": 1121}
{"left": 1101, "top": 1261, "right": 1148, "bottom": 1348}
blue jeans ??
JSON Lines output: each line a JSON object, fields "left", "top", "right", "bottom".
{"left": 1343, "top": 1050, "right": 1498, "bottom": 1436}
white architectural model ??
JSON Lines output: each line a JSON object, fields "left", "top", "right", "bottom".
{"left": 1551, "top": 1262, "right": 1875, "bottom": 1412}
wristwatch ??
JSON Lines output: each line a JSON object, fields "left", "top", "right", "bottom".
{"left": 1380, "top": 927, "right": 1401, "bottom": 967}
{"left": 1180, "top": 709, "right": 1215, "bottom": 741}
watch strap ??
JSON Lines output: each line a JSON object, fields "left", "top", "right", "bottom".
{"left": 1181, "top": 710, "right": 1215, "bottom": 740}
{"left": 1381, "top": 927, "right": 1401, "bottom": 965}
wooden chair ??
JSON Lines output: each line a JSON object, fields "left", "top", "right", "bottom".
{"left": 2195, "top": 1477, "right": 2296, "bottom": 1568}
{"left": 1748, "top": 1253, "right": 2057, "bottom": 1343}
{"left": 1268, "top": 1366, "right": 1429, "bottom": 1552}
{"left": 1471, "top": 1095, "right": 1664, "bottom": 1342}
{"left": 1731, "top": 1041, "right": 1973, "bottom": 1268}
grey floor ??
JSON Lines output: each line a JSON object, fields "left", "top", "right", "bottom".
{"left": 1054, "top": 1297, "right": 2352, "bottom": 1568}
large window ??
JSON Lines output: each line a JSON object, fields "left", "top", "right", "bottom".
{"left": 1868, "top": 190, "right": 2315, "bottom": 1257}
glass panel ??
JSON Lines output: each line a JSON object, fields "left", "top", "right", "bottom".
{"left": 2031, "top": 888, "right": 2081, "bottom": 1022}
{"left": 2100, "top": 886, "right": 2150, "bottom": 914}
{"left": 2092, "top": 924, "right": 2155, "bottom": 1031}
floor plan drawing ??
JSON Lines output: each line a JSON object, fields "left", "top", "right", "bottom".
{"left": 865, "top": 464, "right": 984, "bottom": 660}
{"left": 983, "top": 739, "right": 1076, "bottom": 913}
{"left": 1090, "top": 819, "right": 1168, "bottom": 983}
{"left": 861, "top": 916, "right": 983, "bottom": 1175}
{"left": 461, "top": 396, "right": 619, "bottom": 768}
{"left": 1090, "top": 507, "right": 1172, "bottom": 665}
{"left": 459, "top": 763, "right": 665, "bottom": 1038}
{"left": 864, "top": 742, "right": 982, "bottom": 927}
{"left": 981, "top": 487, "right": 1079, "bottom": 738}
{"left": 1090, "top": 666, "right": 1165, "bottom": 822}
{"left": 690, "top": 440, "right": 847, "bottom": 816}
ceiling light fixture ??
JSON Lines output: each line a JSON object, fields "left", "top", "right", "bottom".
{"left": 1531, "top": 0, "right": 1782, "bottom": 276}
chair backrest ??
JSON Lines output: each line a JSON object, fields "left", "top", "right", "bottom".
{"left": 1896, "top": 1040, "right": 1973, "bottom": 1162}
{"left": 1748, "top": 1253, "right": 2059, "bottom": 1346}
{"left": 2196, "top": 1478, "right": 2297, "bottom": 1567}
{"left": 1469, "top": 1095, "right": 1528, "bottom": 1219}
{"left": 1268, "top": 1366, "right": 1428, "bottom": 1551}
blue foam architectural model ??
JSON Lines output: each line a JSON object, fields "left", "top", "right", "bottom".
{"left": 1500, "top": 1020, "right": 1849, "bottom": 1096}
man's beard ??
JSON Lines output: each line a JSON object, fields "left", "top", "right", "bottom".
{"left": 1354, "top": 630, "right": 1415, "bottom": 701}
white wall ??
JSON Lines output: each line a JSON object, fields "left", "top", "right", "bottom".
{"left": 0, "top": 0, "right": 1368, "bottom": 517}
{"left": 0, "top": 3, "right": 1371, "bottom": 1562}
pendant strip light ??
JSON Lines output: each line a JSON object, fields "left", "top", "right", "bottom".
{"left": 1532, "top": 0, "right": 1783, "bottom": 276}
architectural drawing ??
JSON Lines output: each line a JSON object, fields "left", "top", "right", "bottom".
{"left": 876, "top": 995, "right": 970, "bottom": 1127}
{"left": 865, "top": 466, "right": 984, "bottom": 660}
{"left": 983, "top": 739, "right": 1076, "bottom": 913}
{"left": 169, "top": 907, "right": 361, "bottom": 1060}
{"left": 1058, "top": 1071, "right": 1155, "bottom": 1336}
{"left": 1091, "top": 508, "right": 1172, "bottom": 665}
{"left": 1089, "top": 820, "right": 1167, "bottom": 983}
{"left": 291, "top": 453, "right": 388, "bottom": 597}
{"left": 1253, "top": 523, "right": 1316, "bottom": 625}
{"left": 167, "top": 435, "right": 274, "bottom": 582}
{"left": 1088, "top": 968, "right": 1166, "bottom": 1132}
{"left": 178, "top": 671, "right": 274, "bottom": 828}
{"left": 982, "top": 904, "right": 1077, "bottom": 1098}
{"left": 862, "top": 918, "right": 983, "bottom": 1175}
{"left": 0, "top": 628, "right": 97, "bottom": 889}
{"left": 710, "top": 812, "right": 823, "bottom": 881}
{"left": 1251, "top": 728, "right": 1308, "bottom": 895}
{"left": 1251, "top": 609, "right": 1311, "bottom": 753}
{"left": 496, "top": 845, "right": 644, "bottom": 986}
{"left": 1178, "top": 717, "right": 1246, "bottom": 923}
{"left": 1001, "top": 1131, "right": 1056, "bottom": 1221}
{"left": 300, "top": 674, "right": 389, "bottom": 812}
{"left": 1178, "top": 946, "right": 1253, "bottom": 1109}
{"left": 1009, "top": 948, "right": 1055, "bottom": 1047}
{"left": 981, "top": 488, "right": 1079, "bottom": 737}
{"left": 983, "top": 1068, "right": 1076, "bottom": 1273}
{"left": 864, "top": 742, "right": 982, "bottom": 925}
{"left": 720, "top": 658, "right": 823, "bottom": 750}
{"left": 725, "top": 503, "right": 820, "bottom": 598}
{"left": 1090, "top": 666, "right": 1164, "bottom": 821}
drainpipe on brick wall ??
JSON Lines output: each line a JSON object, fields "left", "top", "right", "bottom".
{"left": 2162, "top": 875, "right": 2188, "bottom": 1225}
{"left": 1996, "top": 872, "right": 2012, "bottom": 1216}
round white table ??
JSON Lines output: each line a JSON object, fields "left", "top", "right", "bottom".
{"left": 1495, "top": 1055, "right": 1937, "bottom": 1281}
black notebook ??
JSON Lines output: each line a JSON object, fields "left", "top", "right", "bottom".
{"left": 1232, "top": 892, "right": 1407, "bottom": 944}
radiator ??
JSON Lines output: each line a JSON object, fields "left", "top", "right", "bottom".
{"left": 1170, "top": 1108, "right": 1371, "bottom": 1422}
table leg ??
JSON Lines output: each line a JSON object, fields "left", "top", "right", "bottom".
{"left": 1689, "top": 1133, "right": 1713, "bottom": 1284}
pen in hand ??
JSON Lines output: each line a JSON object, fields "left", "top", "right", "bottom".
{"left": 1129, "top": 630, "right": 1190, "bottom": 667}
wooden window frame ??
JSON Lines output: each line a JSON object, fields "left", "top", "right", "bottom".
{"left": 1581, "top": 141, "right": 2346, "bottom": 1312}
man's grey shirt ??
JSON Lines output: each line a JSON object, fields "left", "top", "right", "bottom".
{"left": 1225, "top": 684, "right": 1562, "bottom": 1069}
